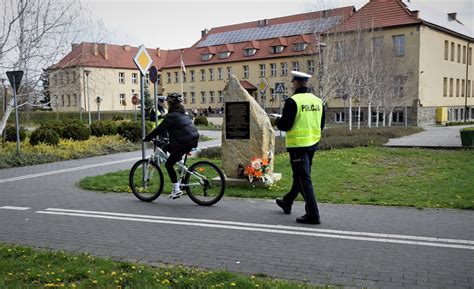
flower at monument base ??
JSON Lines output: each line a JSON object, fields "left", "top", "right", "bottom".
{"left": 243, "top": 157, "right": 271, "bottom": 183}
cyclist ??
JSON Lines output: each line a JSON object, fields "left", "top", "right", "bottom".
{"left": 143, "top": 92, "right": 199, "bottom": 199}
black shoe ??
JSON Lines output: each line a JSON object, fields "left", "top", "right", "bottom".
{"left": 296, "top": 214, "right": 321, "bottom": 225}
{"left": 276, "top": 198, "right": 291, "bottom": 214}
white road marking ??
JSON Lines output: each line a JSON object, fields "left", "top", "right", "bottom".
{"left": 0, "top": 157, "right": 139, "bottom": 184}
{"left": 0, "top": 206, "right": 30, "bottom": 210}
{"left": 37, "top": 208, "right": 474, "bottom": 250}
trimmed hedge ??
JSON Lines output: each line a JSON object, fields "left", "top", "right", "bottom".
{"left": 6, "top": 111, "right": 133, "bottom": 124}
{"left": 117, "top": 121, "right": 152, "bottom": 142}
{"left": 62, "top": 123, "right": 91, "bottom": 141}
{"left": 39, "top": 120, "right": 65, "bottom": 138}
{"left": 5, "top": 125, "right": 26, "bottom": 142}
{"left": 194, "top": 116, "right": 209, "bottom": 126}
{"left": 29, "top": 128, "right": 60, "bottom": 146}
{"left": 446, "top": 121, "right": 474, "bottom": 126}
{"left": 91, "top": 121, "right": 117, "bottom": 137}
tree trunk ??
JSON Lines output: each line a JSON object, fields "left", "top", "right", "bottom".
{"left": 357, "top": 105, "right": 361, "bottom": 130}
{"left": 376, "top": 106, "right": 379, "bottom": 127}
{"left": 382, "top": 111, "right": 386, "bottom": 127}
{"left": 368, "top": 101, "right": 372, "bottom": 128}
{"left": 349, "top": 96, "right": 352, "bottom": 131}
{"left": 388, "top": 108, "right": 393, "bottom": 127}
{"left": 0, "top": 98, "right": 15, "bottom": 136}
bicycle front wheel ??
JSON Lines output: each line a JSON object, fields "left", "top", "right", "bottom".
{"left": 129, "top": 159, "right": 164, "bottom": 202}
{"left": 183, "top": 161, "right": 225, "bottom": 206}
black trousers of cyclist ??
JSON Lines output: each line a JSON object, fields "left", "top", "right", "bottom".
{"left": 164, "top": 145, "right": 193, "bottom": 183}
{"left": 282, "top": 150, "right": 320, "bottom": 219}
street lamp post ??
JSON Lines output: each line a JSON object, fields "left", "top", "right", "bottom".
{"left": 84, "top": 69, "right": 91, "bottom": 125}
{"left": 317, "top": 42, "right": 327, "bottom": 98}
{"left": 1, "top": 78, "right": 7, "bottom": 148}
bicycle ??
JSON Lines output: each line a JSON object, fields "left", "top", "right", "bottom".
{"left": 129, "top": 137, "right": 226, "bottom": 206}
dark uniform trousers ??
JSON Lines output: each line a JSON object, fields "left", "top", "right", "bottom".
{"left": 282, "top": 149, "right": 320, "bottom": 218}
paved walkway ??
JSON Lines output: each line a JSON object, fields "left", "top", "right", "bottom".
{"left": 385, "top": 125, "right": 472, "bottom": 148}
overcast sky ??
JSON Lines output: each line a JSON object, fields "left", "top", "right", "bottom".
{"left": 84, "top": 0, "right": 473, "bottom": 50}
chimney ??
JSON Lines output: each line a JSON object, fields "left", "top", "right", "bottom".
{"left": 71, "top": 43, "right": 79, "bottom": 51}
{"left": 123, "top": 45, "right": 130, "bottom": 51}
{"left": 93, "top": 43, "right": 98, "bottom": 56}
{"left": 448, "top": 12, "right": 457, "bottom": 21}
{"left": 201, "top": 29, "right": 209, "bottom": 38}
{"left": 413, "top": 10, "right": 419, "bottom": 18}
{"left": 156, "top": 47, "right": 161, "bottom": 58}
{"left": 99, "top": 43, "right": 108, "bottom": 60}
{"left": 257, "top": 19, "right": 269, "bottom": 27}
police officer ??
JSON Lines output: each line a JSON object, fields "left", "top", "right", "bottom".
{"left": 273, "top": 71, "right": 325, "bottom": 225}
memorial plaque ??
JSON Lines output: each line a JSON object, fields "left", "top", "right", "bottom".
{"left": 225, "top": 101, "right": 250, "bottom": 139}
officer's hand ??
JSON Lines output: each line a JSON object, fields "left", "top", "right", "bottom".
{"left": 269, "top": 113, "right": 282, "bottom": 119}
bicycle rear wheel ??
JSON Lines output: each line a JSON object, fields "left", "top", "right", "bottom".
{"left": 129, "top": 159, "right": 164, "bottom": 202}
{"left": 183, "top": 161, "right": 225, "bottom": 206}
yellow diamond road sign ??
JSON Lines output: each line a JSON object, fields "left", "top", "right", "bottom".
{"left": 133, "top": 44, "right": 153, "bottom": 76}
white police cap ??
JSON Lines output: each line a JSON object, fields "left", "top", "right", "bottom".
{"left": 157, "top": 95, "right": 167, "bottom": 101}
{"left": 291, "top": 71, "right": 312, "bottom": 82}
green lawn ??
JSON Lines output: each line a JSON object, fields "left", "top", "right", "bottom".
{"left": 0, "top": 244, "right": 329, "bottom": 289}
{"left": 79, "top": 147, "right": 474, "bottom": 209}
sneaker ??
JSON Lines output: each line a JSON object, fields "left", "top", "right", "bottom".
{"left": 168, "top": 190, "right": 183, "bottom": 199}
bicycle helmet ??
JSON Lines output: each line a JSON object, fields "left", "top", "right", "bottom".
{"left": 167, "top": 92, "right": 183, "bottom": 104}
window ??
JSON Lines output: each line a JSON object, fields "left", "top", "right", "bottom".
{"left": 392, "top": 35, "right": 405, "bottom": 57}
{"left": 200, "top": 69, "right": 206, "bottom": 81}
{"left": 292, "top": 61, "right": 299, "bottom": 71}
{"left": 293, "top": 43, "right": 307, "bottom": 51}
{"left": 59, "top": 73, "right": 63, "bottom": 85}
{"left": 53, "top": 74, "right": 57, "bottom": 85}
{"left": 456, "top": 79, "right": 460, "bottom": 97}
{"left": 227, "top": 67, "right": 232, "bottom": 78}
{"left": 373, "top": 37, "right": 384, "bottom": 51}
{"left": 450, "top": 42, "right": 455, "bottom": 61}
{"left": 270, "top": 88, "right": 276, "bottom": 102}
{"left": 218, "top": 68, "right": 223, "bottom": 80}
{"left": 462, "top": 79, "right": 465, "bottom": 97}
{"left": 259, "top": 64, "right": 266, "bottom": 77}
{"left": 174, "top": 72, "right": 179, "bottom": 83}
{"left": 191, "top": 92, "right": 195, "bottom": 104}
{"left": 61, "top": 95, "right": 65, "bottom": 106}
{"left": 119, "top": 72, "right": 125, "bottom": 84}
{"left": 183, "top": 92, "right": 187, "bottom": 104}
{"left": 244, "top": 48, "right": 256, "bottom": 56}
{"left": 469, "top": 47, "right": 472, "bottom": 65}
{"left": 157, "top": 74, "right": 161, "bottom": 85}
{"left": 444, "top": 40, "right": 449, "bottom": 60}
{"left": 200, "top": 91, "right": 206, "bottom": 103}
{"left": 167, "top": 72, "right": 171, "bottom": 83}
{"left": 457, "top": 44, "right": 461, "bottom": 63}
{"left": 209, "top": 68, "right": 214, "bottom": 81}
{"left": 182, "top": 71, "right": 186, "bottom": 83}
{"left": 372, "top": 112, "right": 383, "bottom": 123}
{"left": 190, "top": 70, "right": 195, "bottom": 82}
{"left": 281, "top": 62, "right": 288, "bottom": 76}
{"left": 145, "top": 73, "right": 150, "bottom": 85}
{"left": 449, "top": 78, "right": 453, "bottom": 96}
{"left": 71, "top": 71, "right": 76, "bottom": 83}
{"left": 132, "top": 73, "right": 137, "bottom": 84}
{"left": 270, "top": 63, "right": 276, "bottom": 77}
{"left": 392, "top": 111, "right": 404, "bottom": 123}
{"left": 218, "top": 91, "right": 223, "bottom": 103}
{"left": 119, "top": 93, "right": 125, "bottom": 104}
{"left": 201, "top": 53, "right": 213, "bottom": 61}
{"left": 66, "top": 94, "right": 71, "bottom": 106}
{"left": 243, "top": 65, "right": 249, "bottom": 79}
{"left": 335, "top": 112, "right": 346, "bottom": 123}
{"left": 463, "top": 45, "right": 467, "bottom": 64}
{"left": 443, "top": 77, "right": 448, "bottom": 97}
{"left": 307, "top": 60, "right": 315, "bottom": 74}
{"left": 468, "top": 80, "right": 471, "bottom": 97}
{"left": 73, "top": 94, "right": 78, "bottom": 106}
{"left": 335, "top": 41, "right": 343, "bottom": 61}
{"left": 66, "top": 72, "right": 70, "bottom": 84}
{"left": 270, "top": 45, "right": 284, "bottom": 54}
{"left": 209, "top": 91, "right": 215, "bottom": 103}
{"left": 219, "top": 51, "right": 231, "bottom": 59}
{"left": 352, "top": 110, "right": 364, "bottom": 123}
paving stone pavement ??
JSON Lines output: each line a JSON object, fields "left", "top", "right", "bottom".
{"left": 1, "top": 135, "right": 473, "bottom": 288}
{"left": 385, "top": 125, "right": 473, "bottom": 148}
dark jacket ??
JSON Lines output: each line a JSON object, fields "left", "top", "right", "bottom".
{"left": 276, "top": 87, "right": 325, "bottom": 152}
{"left": 144, "top": 108, "right": 199, "bottom": 154}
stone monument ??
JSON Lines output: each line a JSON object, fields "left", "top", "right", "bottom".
{"left": 222, "top": 75, "right": 280, "bottom": 185}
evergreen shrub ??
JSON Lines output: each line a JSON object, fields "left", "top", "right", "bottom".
{"left": 194, "top": 116, "right": 209, "bottom": 126}
{"left": 62, "top": 123, "right": 91, "bottom": 141}
{"left": 91, "top": 121, "right": 117, "bottom": 137}
{"left": 5, "top": 125, "right": 26, "bottom": 142}
{"left": 30, "top": 128, "right": 60, "bottom": 146}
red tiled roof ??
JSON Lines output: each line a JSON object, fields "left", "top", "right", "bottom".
{"left": 239, "top": 80, "right": 257, "bottom": 90}
{"left": 50, "top": 42, "right": 180, "bottom": 71}
{"left": 164, "top": 7, "right": 355, "bottom": 70}
{"left": 330, "top": 0, "right": 421, "bottom": 33}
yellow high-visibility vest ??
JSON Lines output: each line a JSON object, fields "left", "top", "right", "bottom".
{"left": 153, "top": 107, "right": 168, "bottom": 129}
{"left": 285, "top": 93, "right": 323, "bottom": 148}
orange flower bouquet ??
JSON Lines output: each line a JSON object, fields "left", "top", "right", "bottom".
{"left": 244, "top": 156, "right": 271, "bottom": 183}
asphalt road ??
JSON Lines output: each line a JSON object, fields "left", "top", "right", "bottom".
{"left": 0, "top": 132, "right": 473, "bottom": 288}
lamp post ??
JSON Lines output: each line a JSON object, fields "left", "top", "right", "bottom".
{"left": 317, "top": 42, "right": 327, "bottom": 98}
{"left": 84, "top": 69, "right": 91, "bottom": 125}
{"left": 1, "top": 78, "right": 7, "bottom": 148}
{"left": 132, "top": 88, "right": 136, "bottom": 121}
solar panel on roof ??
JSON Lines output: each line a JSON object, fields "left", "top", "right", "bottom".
{"left": 197, "top": 16, "right": 342, "bottom": 48}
